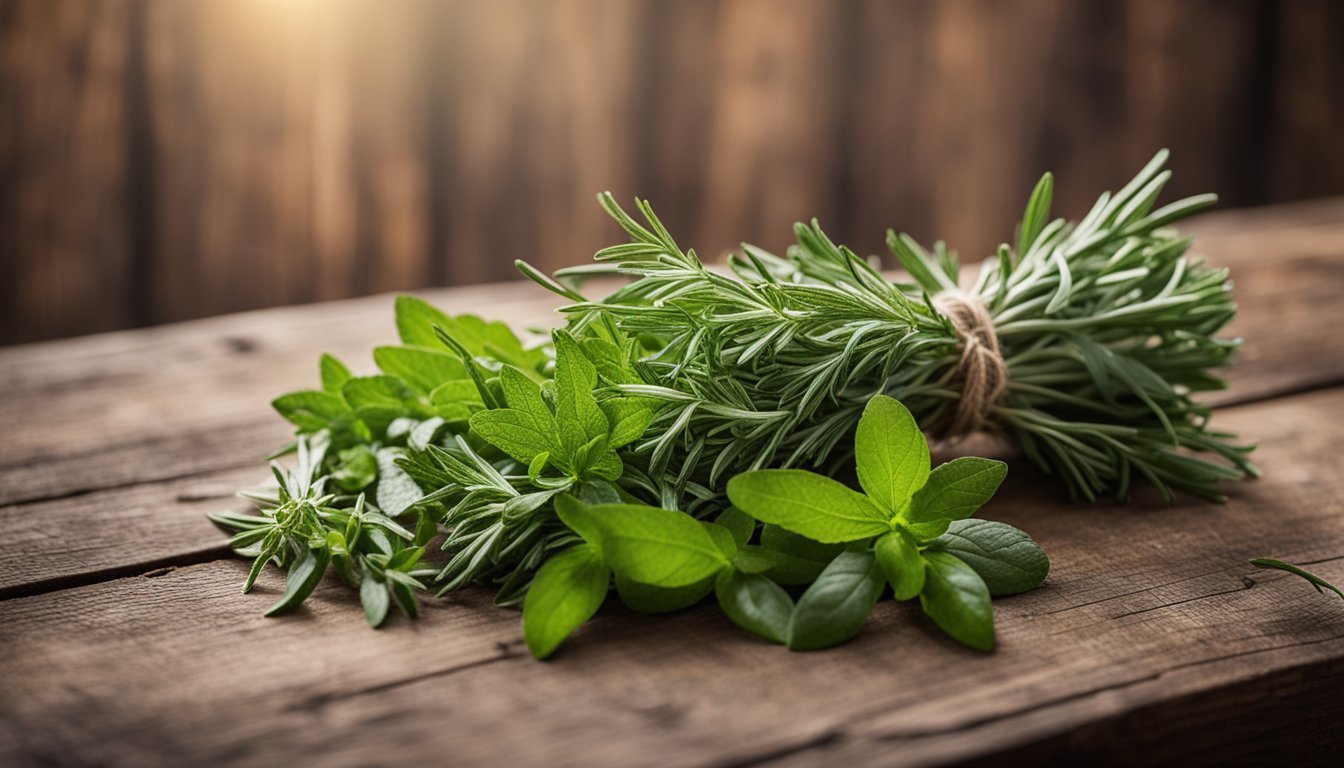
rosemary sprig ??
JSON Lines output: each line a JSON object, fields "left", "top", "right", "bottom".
{"left": 536, "top": 149, "right": 1257, "bottom": 503}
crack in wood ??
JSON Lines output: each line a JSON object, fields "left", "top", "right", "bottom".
{"left": 0, "top": 545, "right": 232, "bottom": 601}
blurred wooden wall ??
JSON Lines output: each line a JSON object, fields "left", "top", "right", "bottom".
{"left": 2, "top": 0, "right": 1342, "bottom": 345}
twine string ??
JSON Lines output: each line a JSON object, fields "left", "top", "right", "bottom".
{"left": 932, "top": 291, "right": 1007, "bottom": 439}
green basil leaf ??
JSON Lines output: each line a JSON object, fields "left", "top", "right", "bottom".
{"left": 919, "top": 550, "right": 995, "bottom": 651}
{"left": 732, "top": 544, "right": 824, "bottom": 585}
{"left": 264, "top": 546, "right": 330, "bottom": 617}
{"left": 522, "top": 544, "right": 610, "bottom": 659}
{"left": 854, "top": 395, "right": 930, "bottom": 517}
{"left": 905, "top": 457, "right": 1008, "bottom": 535}
{"left": 875, "top": 530, "right": 924, "bottom": 600}
{"left": 553, "top": 497, "right": 730, "bottom": 587}
{"left": 360, "top": 573, "right": 390, "bottom": 628}
{"left": 716, "top": 570, "right": 793, "bottom": 645}
{"left": 616, "top": 573, "right": 713, "bottom": 614}
{"left": 727, "top": 469, "right": 891, "bottom": 544}
{"left": 927, "top": 519, "right": 1049, "bottom": 596}
{"left": 760, "top": 525, "right": 845, "bottom": 564}
{"left": 786, "top": 551, "right": 885, "bottom": 651}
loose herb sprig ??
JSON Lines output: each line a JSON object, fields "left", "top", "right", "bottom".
{"left": 212, "top": 153, "right": 1255, "bottom": 657}
{"left": 1250, "top": 559, "right": 1344, "bottom": 601}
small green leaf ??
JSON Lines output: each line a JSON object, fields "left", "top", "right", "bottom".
{"left": 272, "top": 390, "right": 352, "bottom": 432}
{"left": 855, "top": 395, "right": 930, "bottom": 517}
{"left": 714, "top": 507, "right": 756, "bottom": 547}
{"left": 319, "top": 353, "right": 352, "bottom": 393}
{"left": 360, "top": 573, "right": 390, "bottom": 628}
{"left": 373, "top": 346, "right": 467, "bottom": 394}
{"left": 395, "top": 295, "right": 456, "bottom": 348}
{"left": 927, "top": 519, "right": 1049, "bottom": 596}
{"left": 715, "top": 570, "right": 793, "bottom": 644}
{"left": 264, "top": 546, "right": 330, "bottom": 617}
{"left": 554, "top": 497, "right": 730, "bottom": 588}
{"left": 875, "top": 530, "right": 924, "bottom": 600}
{"left": 904, "top": 458, "right": 1008, "bottom": 540}
{"left": 470, "top": 408, "right": 556, "bottom": 465}
{"left": 786, "top": 551, "right": 885, "bottom": 651}
{"left": 602, "top": 397, "right": 656, "bottom": 448}
{"left": 727, "top": 470, "right": 891, "bottom": 544}
{"left": 919, "top": 551, "right": 995, "bottom": 651}
{"left": 616, "top": 573, "right": 713, "bottom": 614}
{"left": 553, "top": 331, "right": 609, "bottom": 453}
{"left": 522, "top": 544, "right": 610, "bottom": 659}
{"left": 375, "top": 448, "right": 422, "bottom": 517}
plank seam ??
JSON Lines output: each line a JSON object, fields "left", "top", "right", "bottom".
{"left": 0, "top": 545, "right": 233, "bottom": 601}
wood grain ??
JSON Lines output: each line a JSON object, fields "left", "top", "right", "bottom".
{"left": 4, "top": 0, "right": 1343, "bottom": 344}
{"left": 1, "top": 387, "right": 1341, "bottom": 766}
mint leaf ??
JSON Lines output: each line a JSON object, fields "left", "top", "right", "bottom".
{"left": 904, "top": 457, "right": 1008, "bottom": 539}
{"left": 553, "top": 331, "right": 609, "bottom": 451}
{"left": 919, "top": 550, "right": 994, "bottom": 651}
{"left": 854, "top": 395, "right": 930, "bottom": 517}
{"left": 522, "top": 544, "right": 609, "bottom": 659}
{"left": 429, "top": 380, "right": 482, "bottom": 423}
{"left": 727, "top": 469, "right": 891, "bottom": 543}
{"left": 786, "top": 550, "right": 885, "bottom": 651}
{"left": 601, "top": 397, "right": 656, "bottom": 448}
{"left": 715, "top": 570, "right": 793, "bottom": 644}
{"left": 927, "top": 519, "right": 1049, "bottom": 596}
{"left": 373, "top": 346, "right": 467, "bottom": 394}
{"left": 616, "top": 573, "right": 714, "bottom": 613}
{"left": 470, "top": 408, "right": 555, "bottom": 465}
{"left": 875, "top": 530, "right": 925, "bottom": 600}
{"left": 319, "top": 353, "right": 352, "bottom": 393}
{"left": 554, "top": 497, "right": 730, "bottom": 588}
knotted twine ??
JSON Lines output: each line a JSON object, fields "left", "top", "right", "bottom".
{"left": 931, "top": 291, "right": 1008, "bottom": 440}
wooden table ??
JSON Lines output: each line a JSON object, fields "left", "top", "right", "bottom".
{"left": 3, "top": 199, "right": 1344, "bottom": 766}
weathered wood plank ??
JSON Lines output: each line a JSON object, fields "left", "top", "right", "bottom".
{"left": 2, "top": 387, "right": 1341, "bottom": 767}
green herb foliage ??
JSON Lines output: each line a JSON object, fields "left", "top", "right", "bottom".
{"left": 211, "top": 154, "right": 1253, "bottom": 658}
{"left": 1249, "top": 559, "right": 1344, "bottom": 601}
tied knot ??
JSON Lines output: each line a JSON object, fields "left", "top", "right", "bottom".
{"left": 932, "top": 291, "right": 1006, "bottom": 440}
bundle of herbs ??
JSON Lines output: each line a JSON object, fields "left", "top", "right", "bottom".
{"left": 211, "top": 151, "right": 1257, "bottom": 658}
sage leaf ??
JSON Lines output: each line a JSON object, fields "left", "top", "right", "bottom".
{"left": 716, "top": 570, "right": 793, "bottom": 645}
{"left": 727, "top": 469, "right": 891, "bottom": 544}
{"left": 919, "top": 550, "right": 994, "bottom": 651}
{"left": 927, "top": 519, "right": 1049, "bottom": 596}
{"left": 855, "top": 396, "right": 930, "bottom": 517}
{"left": 787, "top": 551, "right": 885, "bottom": 651}
{"left": 360, "top": 574, "right": 390, "bottom": 628}
{"left": 522, "top": 544, "right": 610, "bottom": 660}
{"left": 373, "top": 345, "right": 467, "bottom": 394}
{"left": 318, "top": 353, "right": 352, "bottom": 393}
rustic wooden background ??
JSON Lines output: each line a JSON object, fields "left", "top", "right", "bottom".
{"left": 2, "top": 0, "right": 1341, "bottom": 345}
